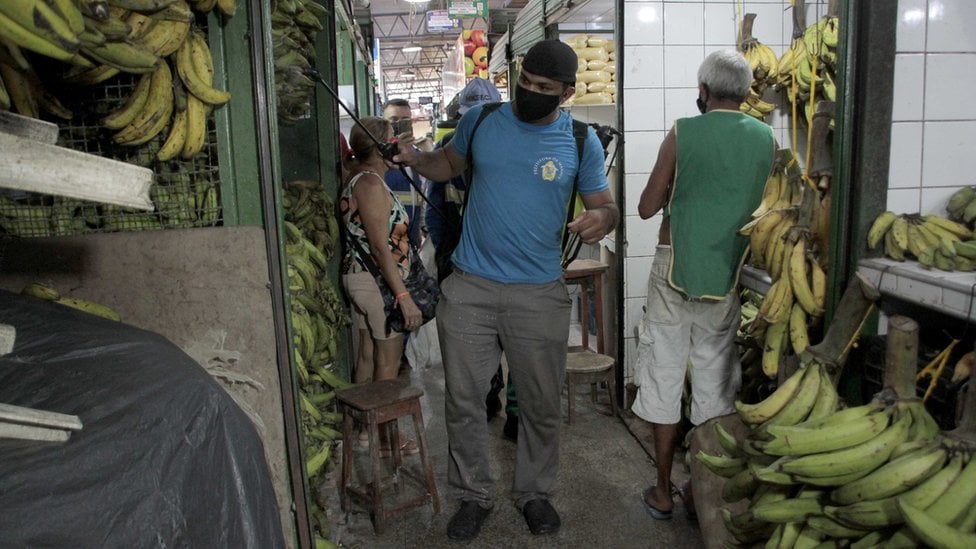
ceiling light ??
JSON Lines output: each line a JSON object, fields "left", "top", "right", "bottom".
{"left": 402, "top": 45, "right": 423, "bottom": 53}
{"left": 404, "top": 0, "right": 429, "bottom": 3}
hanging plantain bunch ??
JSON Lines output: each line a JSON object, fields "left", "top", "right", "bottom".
{"left": 272, "top": 0, "right": 327, "bottom": 125}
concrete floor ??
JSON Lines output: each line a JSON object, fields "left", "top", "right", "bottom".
{"left": 322, "top": 358, "right": 706, "bottom": 549}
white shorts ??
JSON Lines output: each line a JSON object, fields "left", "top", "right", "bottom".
{"left": 631, "top": 246, "right": 742, "bottom": 425}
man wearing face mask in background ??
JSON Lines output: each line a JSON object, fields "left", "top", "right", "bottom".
{"left": 394, "top": 39, "right": 619, "bottom": 541}
{"left": 632, "top": 49, "right": 775, "bottom": 521}
{"left": 381, "top": 98, "right": 427, "bottom": 250}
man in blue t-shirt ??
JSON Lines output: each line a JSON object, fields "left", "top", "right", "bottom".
{"left": 395, "top": 40, "right": 619, "bottom": 542}
{"left": 381, "top": 98, "right": 425, "bottom": 249}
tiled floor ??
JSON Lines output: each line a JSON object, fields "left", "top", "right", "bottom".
{"left": 321, "top": 357, "right": 704, "bottom": 548}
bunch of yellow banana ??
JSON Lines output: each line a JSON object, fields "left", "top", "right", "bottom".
{"left": 185, "top": 0, "right": 237, "bottom": 17}
{"left": 21, "top": 281, "right": 122, "bottom": 321}
{"left": 702, "top": 367, "right": 976, "bottom": 547}
{"left": 867, "top": 210, "right": 976, "bottom": 271}
{"left": 740, "top": 88, "right": 778, "bottom": 121}
{"left": 158, "top": 27, "right": 231, "bottom": 160}
{"left": 272, "top": 0, "right": 328, "bottom": 124}
{"left": 738, "top": 13, "right": 778, "bottom": 87}
{"left": 0, "top": 48, "right": 73, "bottom": 119}
{"left": 769, "top": 16, "right": 840, "bottom": 128}
{"left": 105, "top": 60, "right": 173, "bottom": 145}
{"left": 946, "top": 185, "right": 976, "bottom": 226}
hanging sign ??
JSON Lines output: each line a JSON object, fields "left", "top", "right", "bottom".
{"left": 426, "top": 10, "right": 460, "bottom": 32}
{"left": 447, "top": 0, "right": 487, "bottom": 18}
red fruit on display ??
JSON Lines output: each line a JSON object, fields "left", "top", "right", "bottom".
{"left": 473, "top": 46, "right": 489, "bottom": 68}
{"left": 463, "top": 40, "right": 476, "bottom": 57}
{"left": 470, "top": 30, "right": 487, "bottom": 47}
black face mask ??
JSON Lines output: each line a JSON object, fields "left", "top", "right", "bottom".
{"left": 697, "top": 85, "right": 710, "bottom": 114}
{"left": 515, "top": 85, "right": 562, "bottom": 122}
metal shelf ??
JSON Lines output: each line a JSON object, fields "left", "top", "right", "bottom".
{"left": 740, "top": 264, "right": 772, "bottom": 295}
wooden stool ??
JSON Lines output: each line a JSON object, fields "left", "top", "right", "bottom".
{"left": 563, "top": 259, "right": 618, "bottom": 424}
{"left": 337, "top": 378, "right": 440, "bottom": 533}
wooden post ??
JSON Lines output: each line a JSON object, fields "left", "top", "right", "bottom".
{"left": 806, "top": 272, "right": 881, "bottom": 380}
{"left": 884, "top": 315, "right": 919, "bottom": 399}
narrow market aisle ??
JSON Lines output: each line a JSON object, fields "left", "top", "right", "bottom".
{"left": 323, "top": 358, "right": 705, "bottom": 548}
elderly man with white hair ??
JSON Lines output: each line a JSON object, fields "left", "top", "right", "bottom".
{"left": 632, "top": 49, "right": 776, "bottom": 521}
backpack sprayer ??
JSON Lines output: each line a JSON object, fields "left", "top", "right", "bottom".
{"left": 304, "top": 67, "right": 450, "bottom": 224}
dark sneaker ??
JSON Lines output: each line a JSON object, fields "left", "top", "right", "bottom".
{"left": 522, "top": 498, "right": 560, "bottom": 535}
{"left": 503, "top": 414, "right": 518, "bottom": 442}
{"left": 446, "top": 500, "right": 492, "bottom": 541}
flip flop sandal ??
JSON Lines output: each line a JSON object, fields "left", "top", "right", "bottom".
{"left": 641, "top": 486, "right": 673, "bottom": 520}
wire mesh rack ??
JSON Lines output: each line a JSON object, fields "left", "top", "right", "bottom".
{"left": 0, "top": 60, "right": 223, "bottom": 238}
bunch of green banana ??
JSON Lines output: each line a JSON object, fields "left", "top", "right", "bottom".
{"left": 283, "top": 215, "right": 349, "bottom": 544}
{"left": 272, "top": 0, "right": 328, "bottom": 124}
{"left": 702, "top": 367, "right": 969, "bottom": 547}
{"left": 867, "top": 210, "right": 976, "bottom": 271}
{"left": 0, "top": 0, "right": 89, "bottom": 67}
{"left": 148, "top": 166, "right": 219, "bottom": 226}
{"left": 21, "top": 281, "right": 122, "bottom": 321}
{"left": 946, "top": 185, "right": 976, "bottom": 226}
{"left": 282, "top": 179, "right": 340, "bottom": 257}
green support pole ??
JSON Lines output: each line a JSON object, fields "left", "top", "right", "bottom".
{"left": 829, "top": 0, "right": 897, "bottom": 405}
{"left": 209, "top": 9, "right": 263, "bottom": 226}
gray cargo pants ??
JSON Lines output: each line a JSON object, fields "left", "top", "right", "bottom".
{"left": 437, "top": 269, "right": 571, "bottom": 508}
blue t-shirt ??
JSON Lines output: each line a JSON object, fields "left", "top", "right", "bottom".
{"left": 447, "top": 103, "right": 608, "bottom": 283}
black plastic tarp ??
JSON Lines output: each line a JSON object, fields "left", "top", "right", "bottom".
{"left": 0, "top": 290, "right": 285, "bottom": 548}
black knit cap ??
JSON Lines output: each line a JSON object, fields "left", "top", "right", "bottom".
{"left": 522, "top": 40, "right": 578, "bottom": 85}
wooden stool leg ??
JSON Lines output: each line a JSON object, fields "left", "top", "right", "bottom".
{"left": 411, "top": 400, "right": 440, "bottom": 514}
{"left": 367, "top": 414, "right": 386, "bottom": 534}
{"left": 388, "top": 420, "right": 402, "bottom": 492}
{"left": 340, "top": 409, "right": 354, "bottom": 512}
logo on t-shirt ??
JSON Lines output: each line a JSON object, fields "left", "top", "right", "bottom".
{"left": 533, "top": 157, "right": 564, "bottom": 182}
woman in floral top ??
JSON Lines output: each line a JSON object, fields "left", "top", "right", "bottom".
{"left": 340, "top": 116, "right": 421, "bottom": 455}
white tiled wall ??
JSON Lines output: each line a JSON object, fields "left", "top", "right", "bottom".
{"left": 889, "top": 0, "right": 976, "bottom": 214}
{"left": 618, "top": 0, "right": 976, "bottom": 383}
{"left": 620, "top": 0, "right": 826, "bottom": 380}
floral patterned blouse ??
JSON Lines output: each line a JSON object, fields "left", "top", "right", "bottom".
{"left": 340, "top": 170, "right": 411, "bottom": 277}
